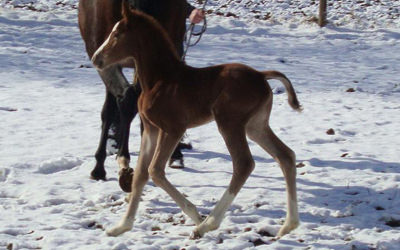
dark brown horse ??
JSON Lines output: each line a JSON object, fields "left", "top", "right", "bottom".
{"left": 78, "top": 0, "right": 189, "bottom": 192}
{"left": 92, "top": 2, "right": 301, "bottom": 239}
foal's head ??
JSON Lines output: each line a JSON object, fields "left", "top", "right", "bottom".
{"left": 91, "top": 1, "right": 139, "bottom": 70}
{"left": 92, "top": 1, "right": 179, "bottom": 71}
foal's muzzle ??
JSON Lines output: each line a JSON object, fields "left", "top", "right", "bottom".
{"left": 91, "top": 53, "right": 104, "bottom": 70}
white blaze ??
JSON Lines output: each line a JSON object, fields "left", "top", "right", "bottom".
{"left": 92, "top": 21, "right": 120, "bottom": 60}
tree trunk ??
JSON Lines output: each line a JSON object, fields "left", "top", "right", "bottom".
{"left": 319, "top": 0, "right": 327, "bottom": 27}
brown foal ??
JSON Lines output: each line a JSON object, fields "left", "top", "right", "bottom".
{"left": 92, "top": 2, "right": 301, "bottom": 239}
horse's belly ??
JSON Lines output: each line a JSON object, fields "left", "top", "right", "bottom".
{"left": 187, "top": 115, "right": 214, "bottom": 129}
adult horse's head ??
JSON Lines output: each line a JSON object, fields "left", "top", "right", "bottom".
{"left": 91, "top": 1, "right": 138, "bottom": 70}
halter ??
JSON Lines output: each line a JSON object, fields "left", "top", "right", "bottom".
{"left": 182, "top": 0, "right": 208, "bottom": 61}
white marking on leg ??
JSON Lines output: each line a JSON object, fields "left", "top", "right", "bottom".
{"left": 288, "top": 198, "right": 299, "bottom": 223}
{"left": 192, "top": 190, "right": 236, "bottom": 238}
{"left": 106, "top": 217, "right": 133, "bottom": 237}
{"left": 117, "top": 156, "right": 130, "bottom": 170}
{"left": 107, "top": 163, "right": 148, "bottom": 237}
{"left": 278, "top": 198, "right": 299, "bottom": 237}
{"left": 151, "top": 169, "right": 203, "bottom": 225}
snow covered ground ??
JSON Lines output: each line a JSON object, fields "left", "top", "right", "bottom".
{"left": 1, "top": 1, "right": 399, "bottom": 249}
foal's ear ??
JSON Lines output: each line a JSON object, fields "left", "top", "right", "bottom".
{"left": 122, "top": 0, "right": 134, "bottom": 21}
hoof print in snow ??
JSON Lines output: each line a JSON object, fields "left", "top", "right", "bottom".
{"left": 326, "top": 128, "right": 335, "bottom": 135}
{"left": 296, "top": 162, "right": 306, "bottom": 168}
{"left": 257, "top": 229, "right": 274, "bottom": 237}
{"left": 166, "top": 216, "right": 174, "bottom": 223}
{"left": 0, "top": 107, "right": 18, "bottom": 112}
{"left": 250, "top": 238, "right": 268, "bottom": 246}
{"left": 7, "top": 243, "right": 13, "bottom": 250}
{"left": 341, "top": 153, "right": 349, "bottom": 157}
{"left": 277, "top": 58, "right": 287, "bottom": 64}
{"left": 344, "top": 190, "right": 359, "bottom": 195}
{"left": 226, "top": 12, "right": 238, "bottom": 18}
{"left": 375, "top": 206, "right": 385, "bottom": 211}
{"left": 244, "top": 227, "right": 252, "bottom": 232}
{"left": 79, "top": 64, "right": 93, "bottom": 68}
{"left": 254, "top": 203, "right": 263, "bottom": 208}
{"left": 87, "top": 221, "right": 104, "bottom": 230}
{"left": 346, "top": 88, "right": 356, "bottom": 92}
{"left": 385, "top": 218, "right": 400, "bottom": 228}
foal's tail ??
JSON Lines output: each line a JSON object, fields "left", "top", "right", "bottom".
{"left": 262, "top": 70, "right": 302, "bottom": 111}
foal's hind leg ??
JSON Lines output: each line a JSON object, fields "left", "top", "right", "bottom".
{"left": 246, "top": 114, "right": 299, "bottom": 237}
{"left": 192, "top": 124, "right": 255, "bottom": 239}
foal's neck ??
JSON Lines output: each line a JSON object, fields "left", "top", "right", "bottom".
{"left": 133, "top": 27, "right": 184, "bottom": 91}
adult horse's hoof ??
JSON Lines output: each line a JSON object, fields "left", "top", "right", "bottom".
{"left": 178, "top": 142, "right": 193, "bottom": 150}
{"left": 169, "top": 158, "right": 185, "bottom": 169}
{"left": 90, "top": 167, "right": 106, "bottom": 181}
{"left": 119, "top": 167, "right": 134, "bottom": 192}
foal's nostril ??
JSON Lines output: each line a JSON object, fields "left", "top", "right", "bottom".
{"left": 97, "top": 59, "right": 104, "bottom": 69}
{"left": 91, "top": 54, "right": 104, "bottom": 69}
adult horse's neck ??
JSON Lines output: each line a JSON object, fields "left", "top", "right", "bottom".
{"left": 132, "top": 14, "right": 185, "bottom": 92}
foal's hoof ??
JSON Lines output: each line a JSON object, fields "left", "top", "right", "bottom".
{"left": 106, "top": 224, "right": 132, "bottom": 237}
{"left": 277, "top": 221, "right": 299, "bottom": 237}
{"left": 119, "top": 167, "right": 134, "bottom": 193}
{"left": 189, "top": 229, "right": 203, "bottom": 240}
{"left": 90, "top": 168, "right": 106, "bottom": 181}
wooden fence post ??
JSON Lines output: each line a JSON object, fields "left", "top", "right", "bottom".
{"left": 319, "top": 0, "right": 327, "bottom": 27}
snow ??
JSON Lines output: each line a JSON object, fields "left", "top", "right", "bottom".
{"left": 1, "top": 1, "right": 399, "bottom": 249}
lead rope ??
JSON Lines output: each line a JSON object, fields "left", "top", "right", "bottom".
{"left": 181, "top": 0, "right": 208, "bottom": 61}
{"left": 180, "top": 1, "right": 208, "bottom": 150}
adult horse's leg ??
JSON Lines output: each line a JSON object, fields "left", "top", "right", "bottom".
{"left": 191, "top": 123, "right": 255, "bottom": 239}
{"left": 116, "top": 83, "right": 140, "bottom": 192}
{"left": 169, "top": 144, "right": 184, "bottom": 168}
{"left": 91, "top": 91, "right": 118, "bottom": 180}
{"left": 92, "top": 65, "right": 134, "bottom": 182}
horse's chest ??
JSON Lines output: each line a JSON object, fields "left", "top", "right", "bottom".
{"left": 139, "top": 90, "right": 183, "bottom": 128}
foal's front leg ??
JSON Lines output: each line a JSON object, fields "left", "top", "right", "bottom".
{"left": 106, "top": 121, "right": 157, "bottom": 236}
{"left": 148, "top": 130, "right": 203, "bottom": 225}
